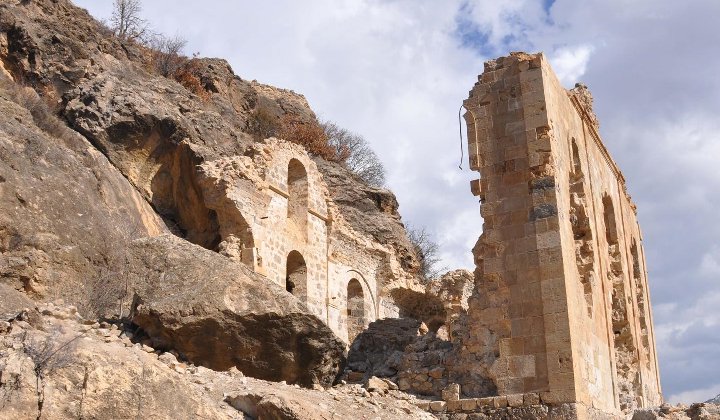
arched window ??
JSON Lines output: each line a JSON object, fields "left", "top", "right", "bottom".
{"left": 571, "top": 138, "right": 582, "bottom": 175}
{"left": 286, "top": 250, "right": 307, "bottom": 301}
{"left": 603, "top": 195, "right": 619, "bottom": 246}
{"left": 346, "top": 279, "right": 366, "bottom": 342}
{"left": 287, "top": 159, "right": 308, "bottom": 238}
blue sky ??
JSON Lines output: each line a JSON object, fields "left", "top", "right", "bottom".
{"left": 73, "top": 0, "right": 720, "bottom": 404}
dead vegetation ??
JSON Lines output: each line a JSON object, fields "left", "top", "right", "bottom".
{"left": 0, "top": 74, "right": 77, "bottom": 142}
{"left": 22, "top": 328, "right": 82, "bottom": 420}
{"left": 407, "top": 225, "right": 443, "bottom": 280}
{"left": 247, "top": 105, "right": 387, "bottom": 186}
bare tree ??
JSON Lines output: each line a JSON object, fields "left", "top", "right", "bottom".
{"left": 322, "top": 121, "right": 386, "bottom": 187}
{"left": 110, "top": 0, "right": 149, "bottom": 42}
{"left": 23, "top": 329, "right": 82, "bottom": 419}
{"left": 147, "top": 34, "right": 188, "bottom": 77}
{"left": 407, "top": 225, "right": 444, "bottom": 280}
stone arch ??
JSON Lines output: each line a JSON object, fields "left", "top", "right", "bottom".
{"left": 287, "top": 158, "right": 308, "bottom": 238}
{"left": 346, "top": 279, "right": 366, "bottom": 342}
{"left": 286, "top": 250, "right": 307, "bottom": 301}
{"left": 348, "top": 270, "right": 377, "bottom": 318}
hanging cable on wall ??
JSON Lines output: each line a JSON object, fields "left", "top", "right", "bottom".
{"left": 458, "top": 104, "right": 465, "bottom": 170}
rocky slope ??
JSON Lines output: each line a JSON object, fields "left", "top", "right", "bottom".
{"left": 0, "top": 0, "right": 430, "bottom": 418}
{"left": 0, "top": 301, "right": 434, "bottom": 420}
{"left": 0, "top": 0, "right": 420, "bottom": 276}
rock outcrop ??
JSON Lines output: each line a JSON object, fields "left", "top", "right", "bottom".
{"left": 313, "top": 158, "right": 421, "bottom": 273}
{"left": 0, "top": 78, "right": 166, "bottom": 312}
{"left": 126, "top": 235, "right": 346, "bottom": 388}
{"left": 0, "top": 0, "right": 430, "bottom": 411}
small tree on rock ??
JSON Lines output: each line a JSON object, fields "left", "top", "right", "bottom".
{"left": 407, "top": 225, "right": 443, "bottom": 280}
{"left": 322, "top": 121, "right": 386, "bottom": 187}
{"left": 110, "top": 0, "right": 149, "bottom": 42}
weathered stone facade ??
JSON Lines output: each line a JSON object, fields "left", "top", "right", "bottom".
{"left": 197, "top": 138, "right": 422, "bottom": 343}
{"left": 460, "top": 52, "right": 662, "bottom": 416}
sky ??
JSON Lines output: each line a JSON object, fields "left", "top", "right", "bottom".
{"left": 72, "top": 0, "right": 720, "bottom": 404}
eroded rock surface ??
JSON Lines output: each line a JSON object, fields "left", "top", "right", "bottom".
{"left": 0, "top": 79, "right": 166, "bottom": 314}
{"left": 126, "top": 235, "right": 346, "bottom": 388}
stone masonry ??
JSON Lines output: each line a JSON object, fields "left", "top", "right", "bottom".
{"left": 196, "top": 138, "right": 423, "bottom": 344}
{"left": 460, "top": 52, "right": 662, "bottom": 416}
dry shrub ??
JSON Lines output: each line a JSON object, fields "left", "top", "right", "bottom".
{"left": 0, "top": 74, "right": 75, "bottom": 140}
{"left": 23, "top": 329, "right": 81, "bottom": 379}
{"left": 322, "top": 121, "right": 385, "bottom": 187}
{"left": 248, "top": 105, "right": 280, "bottom": 140}
{"left": 278, "top": 116, "right": 340, "bottom": 162}
{"left": 146, "top": 34, "right": 186, "bottom": 77}
{"left": 143, "top": 34, "right": 210, "bottom": 101}
{"left": 173, "top": 59, "right": 211, "bottom": 101}
{"left": 22, "top": 328, "right": 82, "bottom": 419}
{"left": 407, "top": 224, "right": 444, "bottom": 281}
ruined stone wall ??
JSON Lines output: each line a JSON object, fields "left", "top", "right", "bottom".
{"left": 326, "top": 234, "right": 383, "bottom": 342}
{"left": 461, "top": 52, "right": 661, "bottom": 415}
{"left": 197, "top": 138, "right": 420, "bottom": 343}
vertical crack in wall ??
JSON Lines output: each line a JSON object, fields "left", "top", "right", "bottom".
{"left": 631, "top": 240, "right": 651, "bottom": 371}
{"left": 604, "top": 195, "right": 641, "bottom": 412}
{"left": 569, "top": 140, "right": 595, "bottom": 317}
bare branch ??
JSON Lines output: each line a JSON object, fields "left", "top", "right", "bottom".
{"left": 110, "top": 0, "right": 150, "bottom": 42}
{"left": 407, "top": 224, "right": 444, "bottom": 281}
{"left": 322, "top": 121, "right": 386, "bottom": 187}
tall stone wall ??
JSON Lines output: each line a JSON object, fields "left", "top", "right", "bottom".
{"left": 461, "top": 52, "right": 662, "bottom": 415}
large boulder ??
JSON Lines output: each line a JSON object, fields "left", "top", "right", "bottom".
{"left": 126, "top": 235, "right": 346, "bottom": 388}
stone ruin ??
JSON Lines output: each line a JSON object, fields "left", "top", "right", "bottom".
{"left": 459, "top": 52, "right": 662, "bottom": 416}
{"left": 195, "top": 138, "right": 425, "bottom": 345}
{"left": 167, "top": 50, "right": 665, "bottom": 419}
{"left": 346, "top": 52, "right": 664, "bottom": 419}
{"left": 0, "top": 0, "right": 681, "bottom": 415}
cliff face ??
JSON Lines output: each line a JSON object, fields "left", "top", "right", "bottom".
{"left": 0, "top": 0, "right": 422, "bottom": 304}
{"left": 0, "top": 0, "right": 430, "bottom": 417}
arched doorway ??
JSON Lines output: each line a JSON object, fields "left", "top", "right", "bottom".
{"left": 346, "top": 279, "right": 365, "bottom": 342}
{"left": 287, "top": 159, "right": 308, "bottom": 239}
{"left": 286, "top": 251, "right": 307, "bottom": 301}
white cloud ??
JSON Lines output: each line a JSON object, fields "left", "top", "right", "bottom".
{"left": 700, "top": 246, "right": 720, "bottom": 277}
{"left": 549, "top": 45, "right": 594, "bottom": 86}
{"left": 669, "top": 383, "right": 720, "bottom": 405}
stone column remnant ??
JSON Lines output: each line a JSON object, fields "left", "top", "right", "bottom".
{"left": 461, "top": 52, "right": 662, "bottom": 416}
